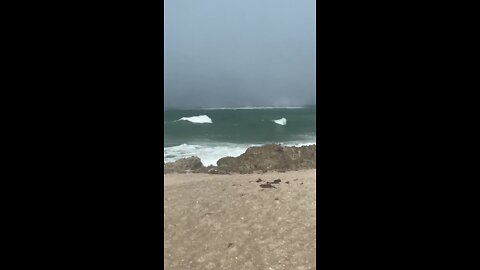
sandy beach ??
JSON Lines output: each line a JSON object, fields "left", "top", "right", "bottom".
{"left": 164, "top": 169, "right": 316, "bottom": 270}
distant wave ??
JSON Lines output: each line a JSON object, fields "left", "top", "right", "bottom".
{"left": 175, "top": 115, "right": 212, "bottom": 124}
{"left": 273, "top": 118, "right": 287, "bottom": 125}
{"left": 202, "top": 106, "right": 304, "bottom": 110}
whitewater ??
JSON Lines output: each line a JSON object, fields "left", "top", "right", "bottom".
{"left": 175, "top": 115, "right": 212, "bottom": 124}
{"left": 273, "top": 117, "right": 287, "bottom": 125}
{"left": 164, "top": 140, "right": 316, "bottom": 166}
{"left": 164, "top": 107, "right": 316, "bottom": 165}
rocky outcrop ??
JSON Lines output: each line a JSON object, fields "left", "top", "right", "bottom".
{"left": 217, "top": 144, "right": 316, "bottom": 173}
{"left": 164, "top": 144, "right": 316, "bottom": 174}
{"left": 164, "top": 156, "right": 204, "bottom": 174}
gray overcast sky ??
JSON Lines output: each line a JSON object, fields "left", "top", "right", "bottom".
{"left": 164, "top": 0, "right": 316, "bottom": 109}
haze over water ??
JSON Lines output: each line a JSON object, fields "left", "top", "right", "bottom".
{"left": 164, "top": 0, "right": 316, "bottom": 110}
{"left": 164, "top": 0, "right": 316, "bottom": 165}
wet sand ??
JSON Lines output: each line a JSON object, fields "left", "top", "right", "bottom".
{"left": 164, "top": 169, "right": 316, "bottom": 270}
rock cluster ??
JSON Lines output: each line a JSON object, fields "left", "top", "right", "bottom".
{"left": 163, "top": 144, "right": 316, "bottom": 174}
{"left": 164, "top": 156, "right": 204, "bottom": 174}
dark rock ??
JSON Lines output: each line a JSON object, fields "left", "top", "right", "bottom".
{"left": 215, "top": 144, "right": 316, "bottom": 173}
{"left": 164, "top": 144, "right": 316, "bottom": 174}
{"left": 164, "top": 156, "right": 204, "bottom": 173}
{"left": 208, "top": 168, "right": 219, "bottom": 174}
{"left": 216, "top": 156, "right": 237, "bottom": 169}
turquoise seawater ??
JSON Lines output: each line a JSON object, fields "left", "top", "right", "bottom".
{"left": 164, "top": 107, "right": 316, "bottom": 165}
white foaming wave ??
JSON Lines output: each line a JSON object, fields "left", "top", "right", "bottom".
{"left": 164, "top": 139, "right": 316, "bottom": 166}
{"left": 175, "top": 115, "right": 212, "bottom": 124}
{"left": 164, "top": 143, "right": 251, "bottom": 166}
{"left": 273, "top": 118, "right": 287, "bottom": 125}
{"left": 283, "top": 141, "right": 316, "bottom": 147}
{"left": 202, "top": 106, "right": 304, "bottom": 110}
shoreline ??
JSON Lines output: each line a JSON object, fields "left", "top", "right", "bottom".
{"left": 164, "top": 142, "right": 316, "bottom": 167}
{"left": 164, "top": 143, "right": 316, "bottom": 174}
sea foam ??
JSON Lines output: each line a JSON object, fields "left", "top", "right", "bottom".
{"left": 176, "top": 115, "right": 212, "bottom": 124}
{"left": 202, "top": 106, "right": 304, "bottom": 110}
{"left": 273, "top": 118, "right": 287, "bottom": 125}
{"left": 164, "top": 143, "right": 250, "bottom": 166}
{"left": 283, "top": 141, "right": 316, "bottom": 147}
{"left": 164, "top": 140, "right": 316, "bottom": 166}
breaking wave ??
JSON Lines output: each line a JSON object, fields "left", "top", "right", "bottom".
{"left": 273, "top": 118, "right": 287, "bottom": 125}
{"left": 176, "top": 115, "right": 212, "bottom": 124}
{"left": 164, "top": 143, "right": 251, "bottom": 166}
{"left": 202, "top": 106, "right": 304, "bottom": 110}
{"left": 164, "top": 139, "right": 316, "bottom": 166}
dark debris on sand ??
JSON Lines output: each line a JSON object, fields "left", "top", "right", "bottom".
{"left": 259, "top": 183, "right": 277, "bottom": 189}
{"left": 258, "top": 178, "right": 294, "bottom": 189}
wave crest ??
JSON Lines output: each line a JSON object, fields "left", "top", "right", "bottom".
{"left": 203, "top": 106, "right": 304, "bottom": 110}
{"left": 273, "top": 118, "right": 287, "bottom": 125}
{"left": 176, "top": 115, "right": 212, "bottom": 124}
{"left": 164, "top": 143, "right": 249, "bottom": 166}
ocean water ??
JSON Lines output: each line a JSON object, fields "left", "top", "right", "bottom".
{"left": 164, "top": 107, "right": 316, "bottom": 166}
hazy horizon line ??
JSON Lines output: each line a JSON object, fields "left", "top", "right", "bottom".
{"left": 165, "top": 105, "right": 316, "bottom": 111}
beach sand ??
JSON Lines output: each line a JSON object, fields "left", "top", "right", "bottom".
{"left": 164, "top": 169, "right": 316, "bottom": 270}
